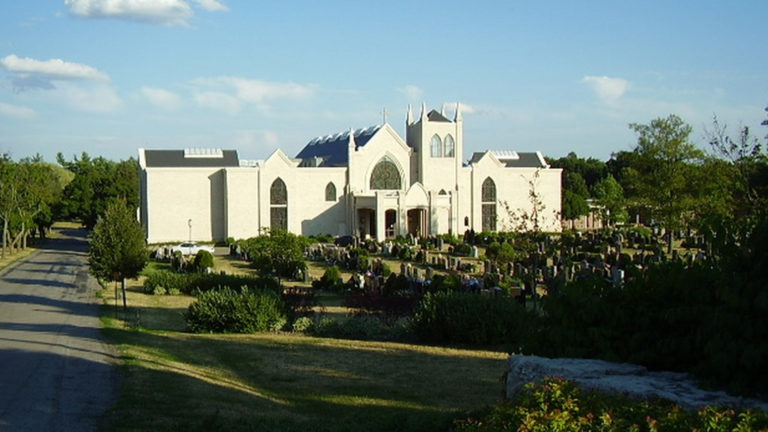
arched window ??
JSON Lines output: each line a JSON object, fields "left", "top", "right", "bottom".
{"left": 270, "top": 178, "right": 287, "bottom": 205}
{"left": 430, "top": 134, "right": 442, "bottom": 157}
{"left": 370, "top": 157, "right": 402, "bottom": 190}
{"left": 325, "top": 182, "right": 336, "bottom": 201}
{"left": 270, "top": 178, "right": 287, "bottom": 230}
{"left": 482, "top": 177, "right": 496, "bottom": 202}
{"left": 481, "top": 177, "right": 496, "bottom": 231}
{"left": 444, "top": 134, "right": 455, "bottom": 157}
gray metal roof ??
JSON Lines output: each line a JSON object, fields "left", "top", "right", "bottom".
{"left": 427, "top": 110, "right": 451, "bottom": 122}
{"left": 296, "top": 125, "right": 382, "bottom": 167}
{"left": 143, "top": 149, "right": 240, "bottom": 168}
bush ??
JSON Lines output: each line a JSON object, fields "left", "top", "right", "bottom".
{"left": 412, "top": 291, "right": 534, "bottom": 347}
{"left": 143, "top": 271, "right": 278, "bottom": 295}
{"left": 312, "top": 315, "right": 413, "bottom": 341}
{"left": 193, "top": 249, "right": 214, "bottom": 272}
{"left": 291, "top": 316, "right": 314, "bottom": 333}
{"left": 185, "top": 286, "right": 287, "bottom": 333}
{"left": 452, "top": 377, "right": 768, "bottom": 432}
{"left": 311, "top": 266, "right": 343, "bottom": 292}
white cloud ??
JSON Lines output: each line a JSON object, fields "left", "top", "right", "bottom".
{"left": 54, "top": 82, "right": 122, "bottom": 113}
{"left": 0, "top": 101, "right": 35, "bottom": 118}
{"left": 191, "top": 76, "right": 314, "bottom": 113}
{"left": 192, "top": 0, "right": 228, "bottom": 12}
{"left": 262, "top": 130, "right": 279, "bottom": 147}
{"left": 194, "top": 91, "right": 242, "bottom": 114}
{"left": 141, "top": 86, "right": 181, "bottom": 110}
{"left": 398, "top": 84, "right": 423, "bottom": 101}
{"left": 1, "top": 54, "right": 109, "bottom": 84}
{"left": 65, "top": 0, "right": 194, "bottom": 26}
{"left": 582, "top": 76, "right": 629, "bottom": 105}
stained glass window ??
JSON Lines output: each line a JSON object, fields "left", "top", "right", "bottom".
{"left": 370, "top": 157, "right": 401, "bottom": 190}
{"left": 430, "top": 134, "right": 442, "bottom": 157}
{"left": 270, "top": 207, "right": 287, "bottom": 230}
{"left": 482, "top": 177, "right": 496, "bottom": 202}
{"left": 444, "top": 134, "right": 455, "bottom": 157}
{"left": 270, "top": 178, "right": 287, "bottom": 230}
{"left": 270, "top": 178, "right": 287, "bottom": 205}
{"left": 482, "top": 204, "right": 496, "bottom": 231}
{"left": 325, "top": 182, "right": 336, "bottom": 201}
{"left": 481, "top": 177, "right": 496, "bottom": 231}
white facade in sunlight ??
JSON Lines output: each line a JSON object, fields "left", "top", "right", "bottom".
{"left": 138, "top": 104, "right": 562, "bottom": 243}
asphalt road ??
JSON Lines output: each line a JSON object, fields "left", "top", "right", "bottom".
{"left": 0, "top": 228, "right": 117, "bottom": 432}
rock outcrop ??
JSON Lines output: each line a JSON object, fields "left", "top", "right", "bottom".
{"left": 506, "top": 355, "right": 768, "bottom": 411}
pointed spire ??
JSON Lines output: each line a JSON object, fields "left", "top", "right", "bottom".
{"left": 348, "top": 127, "right": 356, "bottom": 151}
{"left": 420, "top": 102, "right": 427, "bottom": 121}
{"left": 406, "top": 104, "right": 413, "bottom": 125}
{"left": 441, "top": 103, "right": 446, "bottom": 117}
{"left": 454, "top": 102, "right": 462, "bottom": 122}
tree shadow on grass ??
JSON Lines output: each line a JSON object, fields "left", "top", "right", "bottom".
{"left": 100, "top": 311, "right": 507, "bottom": 432}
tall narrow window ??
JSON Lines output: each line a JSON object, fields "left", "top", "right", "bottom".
{"left": 270, "top": 178, "right": 287, "bottom": 230}
{"left": 444, "top": 134, "right": 455, "bottom": 157}
{"left": 481, "top": 177, "right": 496, "bottom": 231}
{"left": 430, "top": 134, "right": 442, "bottom": 157}
{"left": 325, "top": 182, "right": 336, "bottom": 201}
{"left": 370, "top": 157, "right": 402, "bottom": 190}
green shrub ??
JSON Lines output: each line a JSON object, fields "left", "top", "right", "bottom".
{"left": 452, "top": 377, "right": 768, "bottom": 432}
{"left": 312, "top": 315, "right": 412, "bottom": 341}
{"left": 311, "top": 266, "right": 343, "bottom": 292}
{"left": 193, "top": 249, "right": 214, "bottom": 271}
{"left": 412, "top": 291, "right": 533, "bottom": 347}
{"left": 185, "top": 286, "right": 287, "bottom": 333}
{"left": 143, "top": 270, "right": 277, "bottom": 295}
{"left": 291, "top": 316, "right": 314, "bottom": 333}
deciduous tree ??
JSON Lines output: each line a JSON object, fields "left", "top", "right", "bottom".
{"left": 627, "top": 115, "right": 704, "bottom": 253}
{"left": 89, "top": 199, "right": 148, "bottom": 308}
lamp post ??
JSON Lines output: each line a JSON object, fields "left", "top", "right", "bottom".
{"left": 188, "top": 219, "right": 192, "bottom": 242}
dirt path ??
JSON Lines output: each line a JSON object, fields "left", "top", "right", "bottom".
{"left": 0, "top": 228, "right": 117, "bottom": 432}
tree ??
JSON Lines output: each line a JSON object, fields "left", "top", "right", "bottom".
{"left": 243, "top": 229, "right": 308, "bottom": 285}
{"left": 56, "top": 153, "right": 139, "bottom": 228}
{"left": 627, "top": 114, "right": 704, "bottom": 253}
{"left": 89, "top": 199, "right": 148, "bottom": 308}
{"left": 592, "top": 175, "right": 627, "bottom": 226}
{"left": 561, "top": 172, "right": 590, "bottom": 220}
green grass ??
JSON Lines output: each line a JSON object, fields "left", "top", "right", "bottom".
{"left": 100, "top": 287, "right": 508, "bottom": 432}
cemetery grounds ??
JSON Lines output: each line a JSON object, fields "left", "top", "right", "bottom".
{"left": 98, "top": 249, "right": 509, "bottom": 432}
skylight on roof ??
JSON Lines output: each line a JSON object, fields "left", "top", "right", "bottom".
{"left": 184, "top": 148, "right": 224, "bottom": 158}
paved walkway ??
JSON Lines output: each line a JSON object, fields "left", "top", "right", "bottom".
{"left": 0, "top": 229, "right": 117, "bottom": 431}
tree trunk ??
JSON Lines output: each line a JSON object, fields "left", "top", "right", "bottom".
{"left": 667, "top": 229, "right": 674, "bottom": 255}
{"left": 1, "top": 218, "right": 6, "bottom": 258}
{"left": 121, "top": 277, "right": 128, "bottom": 309}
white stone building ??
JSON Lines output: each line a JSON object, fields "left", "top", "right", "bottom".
{"left": 138, "top": 104, "right": 562, "bottom": 244}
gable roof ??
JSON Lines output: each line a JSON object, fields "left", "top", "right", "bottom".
{"left": 468, "top": 150, "right": 549, "bottom": 168}
{"left": 143, "top": 149, "right": 239, "bottom": 168}
{"left": 296, "top": 125, "right": 383, "bottom": 167}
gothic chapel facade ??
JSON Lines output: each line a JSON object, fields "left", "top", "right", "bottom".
{"left": 138, "top": 104, "right": 562, "bottom": 243}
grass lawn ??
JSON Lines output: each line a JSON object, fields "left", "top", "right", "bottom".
{"left": 100, "top": 255, "right": 508, "bottom": 432}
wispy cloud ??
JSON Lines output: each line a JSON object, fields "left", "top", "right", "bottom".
{"left": 64, "top": 0, "right": 226, "bottom": 26}
{"left": 582, "top": 75, "right": 629, "bottom": 105}
{"left": 192, "top": 76, "right": 315, "bottom": 113}
{"left": 1, "top": 54, "right": 109, "bottom": 90}
{"left": 193, "top": 90, "right": 242, "bottom": 114}
{"left": 192, "top": 0, "right": 228, "bottom": 12}
{"left": 54, "top": 82, "right": 122, "bottom": 113}
{"left": 141, "top": 86, "right": 181, "bottom": 110}
{"left": 397, "top": 84, "right": 423, "bottom": 101}
{"left": 0, "top": 101, "right": 35, "bottom": 118}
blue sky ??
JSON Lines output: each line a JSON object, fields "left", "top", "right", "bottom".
{"left": 1, "top": 1, "right": 766, "bottom": 163}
